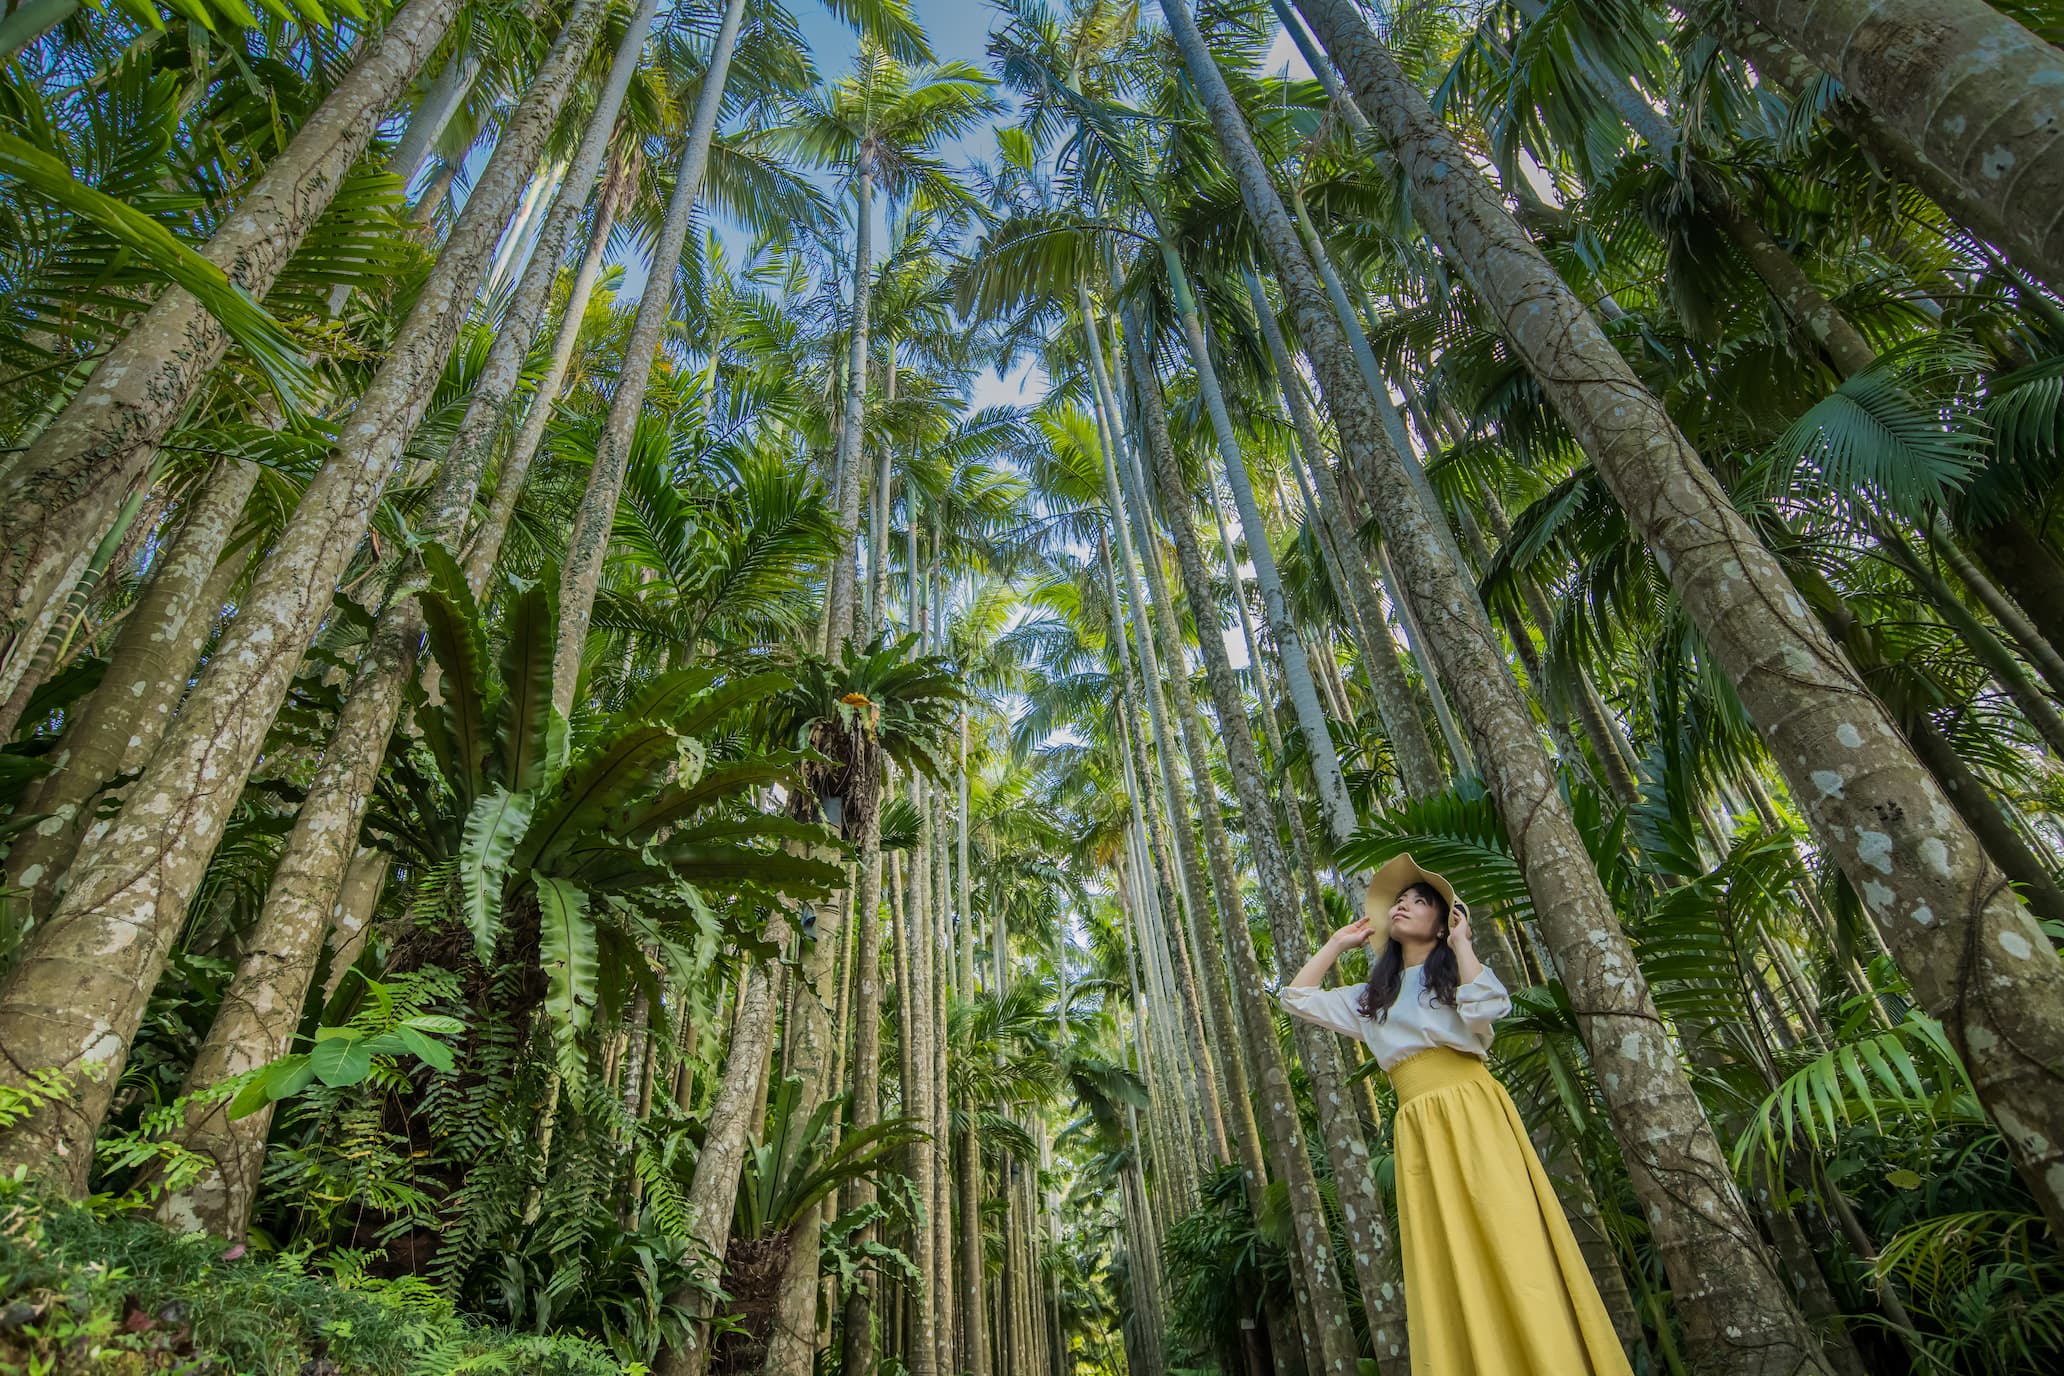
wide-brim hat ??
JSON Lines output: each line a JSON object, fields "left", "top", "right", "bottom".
{"left": 1361, "top": 853, "right": 1459, "bottom": 956}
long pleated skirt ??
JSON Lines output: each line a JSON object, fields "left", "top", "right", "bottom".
{"left": 1389, "top": 1047, "right": 1635, "bottom": 1376}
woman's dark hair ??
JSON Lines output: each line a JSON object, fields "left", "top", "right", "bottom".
{"left": 1357, "top": 881, "right": 1460, "bottom": 1021}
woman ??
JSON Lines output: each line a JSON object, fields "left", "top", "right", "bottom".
{"left": 1280, "top": 853, "right": 1633, "bottom": 1376}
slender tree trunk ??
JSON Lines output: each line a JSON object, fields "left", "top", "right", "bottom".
{"left": 760, "top": 837, "right": 854, "bottom": 1376}
{"left": 654, "top": 909, "right": 795, "bottom": 1376}
{"left": 0, "top": 0, "right": 609, "bottom": 1189}
{"left": 1088, "top": 313, "right": 1273, "bottom": 1190}
{"left": 838, "top": 830, "right": 886, "bottom": 1376}
{"left": 320, "top": 847, "right": 389, "bottom": 1003}
{"left": 463, "top": 157, "right": 627, "bottom": 591}
{"left": 4, "top": 459, "right": 256, "bottom": 924}
{"left": 959, "top": 1099, "right": 990, "bottom": 1376}
{"left": 552, "top": 0, "right": 748, "bottom": 714}
{"left": 1726, "top": 0, "right": 2064, "bottom": 290}
{"left": 903, "top": 780, "right": 940, "bottom": 1376}
{"left": 1165, "top": 7, "right": 1836, "bottom": 1371}
{"left": 391, "top": 42, "right": 483, "bottom": 187}
{"left": 0, "top": 0, "right": 464, "bottom": 695}
{"left": 1924, "top": 516, "right": 2064, "bottom": 700}
{"left": 1158, "top": 246, "right": 1358, "bottom": 847}
{"left": 823, "top": 155, "right": 876, "bottom": 653}
{"left": 1242, "top": 269, "right": 1443, "bottom": 795}
{"left": 1973, "top": 517, "right": 2064, "bottom": 659}
{"left": 1296, "top": 0, "right": 2064, "bottom": 1240}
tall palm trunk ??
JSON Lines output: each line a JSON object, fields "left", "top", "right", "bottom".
{"left": 901, "top": 778, "right": 941, "bottom": 1376}
{"left": 0, "top": 0, "right": 465, "bottom": 698}
{"left": 653, "top": 909, "right": 795, "bottom": 1376}
{"left": 148, "top": 0, "right": 661, "bottom": 1239}
{"left": 553, "top": 0, "right": 749, "bottom": 714}
{"left": 0, "top": 0, "right": 609, "bottom": 1188}
{"left": 1726, "top": 0, "right": 2064, "bottom": 290}
{"left": 1158, "top": 246, "right": 1357, "bottom": 847}
{"left": 1160, "top": 4, "right": 1834, "bottom": 1370}
{"left": 761, "top": 833, "right": 855, "bottom": 1376}
{"left": 390, "top": 40, "right": 484, "bottom": 188}
{"left": 837, "top": 836, "right": 886, "bottom": 1376}
{"left": 823, "top": 150, "right": 876, "bottom": 652}
{"left": 1240, "top": 268, "right": 1442, "bottom": 795}
{"left": 957, "top": 1103, "right": 989, "bottom": 1376}
{"left": 4, "top": 458, "right": 257, "bottom": 924}
{"left": 1295, "top": 0, "right": 2064, "bottom": 1241}
{"left": 1121, "top": 305, "right": 1364, "bottom": 1376}
{"left": 464, "top": 155, "right": 630, "bottom": 591}
{"left": 1097, "top": 522, "right": 1230, "bottom": 1166}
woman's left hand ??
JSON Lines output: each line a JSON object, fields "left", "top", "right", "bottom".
{"left": 1448, "top": 901, "right": 1475, "bottom": 954}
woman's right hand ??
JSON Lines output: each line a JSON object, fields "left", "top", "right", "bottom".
{"left": 1329, "top": 915, "right": 1377, "bottom": 949}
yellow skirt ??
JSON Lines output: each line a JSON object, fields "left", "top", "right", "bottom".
{"left": 1390, "top": 1048, "right": 1635, "bottom": 1376}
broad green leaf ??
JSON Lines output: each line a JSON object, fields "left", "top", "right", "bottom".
{"left": 519, "top": 725, "right": 681, "bottom": 870}
{"left": 309, "top": 1033, "right": 373, "bottom": 1088}
{"left": 395, "top": 1025, "right": 455, "bottom": 1072}
{"left": 418, "top": 544, "right": 493, "bottom": 803}
{"left": 536, "top": 876, "right": 598, "bottom": 1053}
{"left": 400, "top": 1014, "right": 465, "bottom": 1035}
{"left": 496, "top": 581, "right": 561, "bottom": 792}
{"left": 264, "top": 1054, "right": 316, "bottom": 1102}
{"left": 460, "top": 785, "right": 534, "bottom": 960}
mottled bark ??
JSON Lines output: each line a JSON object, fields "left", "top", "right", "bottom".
{"left": 320, "top": 847, "right": 389, "bottom": 1003}
{"left": 1729, "top": 0, "right": 2064, "bottom": 290}
{"left": 1299, "top": 0, "right": 2064, "bottom": 1243}
{"left": 5, "top": 460, "right": 256, "bottom": 922}
{"left": 1706, "top": 193, "right": 1878, "bottom": 379}
{"left": 0, "top": 0, "right": 608, "bottom": 1189}
{"left": 838, "top": 834, "right": 885, "bottom": 1376}
{"left": 653, "top": 908, "right": 795, "bottom": 1376}
{"left": 1122, "top": 304, "right": 1363, "bottom": 1376}
{"left": 153, "top": 611, "right": 419, "bottom": 1238}
{"left": 760, "top": 843, "right": 850, "bottom": 1376}
{"left": 0, "top": 0, "right": 463, "bottom": 695}
{"left": 1709, "top": 11, "right": 2033, "bottom": 285}
{"left": 902, "top": 781, "right": 940, "bottom": 1376}
{"left": 958, "top": 1101, "right": 990, "bottom": 1376}
{"left": 822, "top": 155, "right": 875, "bottom": 653}
{"left": 1176, "top": 5, "right": 1832, "bottom": 1369}
{"left": 553, "top": 0, "right": 748, "bottom": 714}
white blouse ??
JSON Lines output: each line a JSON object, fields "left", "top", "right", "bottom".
{"left": 1278, "top": 963, "right": 1511, "bottom": 1070}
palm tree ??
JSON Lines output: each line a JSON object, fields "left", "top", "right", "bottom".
{"left": 1287, "top": 0, "right": 2064, "bottom": 1240}
{"left": 0, "top": 0, "right": 612, "bottom": 1187}
{"left": 550, "top": 0, "right": 753, "bottom": 717}
{"left": 780, "top": 45, "right": 1001, "bottom": 654}
{"left": 0, "top": 0, "right": 465, "bottom": 705}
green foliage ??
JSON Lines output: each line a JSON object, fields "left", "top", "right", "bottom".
{"left": 0, "top": 1184, "right": 626, "bottom": 1375}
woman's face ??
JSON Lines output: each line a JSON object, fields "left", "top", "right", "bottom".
{"left": 1387, "top": 886, "right": 1446, "bottom": 942}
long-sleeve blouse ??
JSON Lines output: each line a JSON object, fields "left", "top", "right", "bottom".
{"left": 1278, "top": 963, "right": 1511, "bottom": 1070}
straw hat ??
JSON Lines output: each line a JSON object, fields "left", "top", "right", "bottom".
{"left": 1360, "top": 853, "right": 1459, "bottom": 955}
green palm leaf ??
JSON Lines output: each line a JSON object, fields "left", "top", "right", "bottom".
{"left": 0, "top": 129, "right": 310, "bottom": 402}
